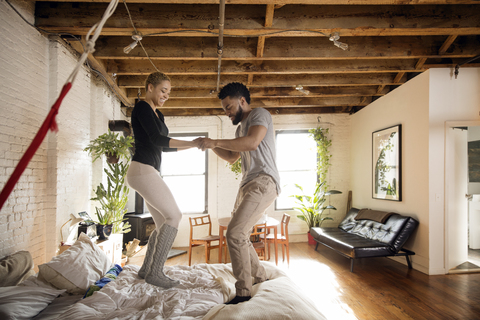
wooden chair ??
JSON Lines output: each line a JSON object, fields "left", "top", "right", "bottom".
{"left": 263, "top": 213, "right": 291, "bottom": 265}
{"left": 251, "top": 222, "right": 268, "bottom": 261}
{"left": 188, "top": 215, "right": 221, "bottom": 266}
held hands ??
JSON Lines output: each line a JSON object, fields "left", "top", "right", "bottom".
{"left": 194, "top": 137, "right": 217, "bottom": 151}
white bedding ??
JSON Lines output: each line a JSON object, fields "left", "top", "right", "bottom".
{"left": 2, "top": 237, "right": 326, "bottom": 319}
{"left": 56, "top": 264, "right": 224, "bottom": 320}
{"left": 18, "top": 262, "right": 325, "bottom": 320}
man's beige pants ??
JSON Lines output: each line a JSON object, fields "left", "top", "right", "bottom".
{"left": 226, "top": 174, "right": 278, "bottom": 297}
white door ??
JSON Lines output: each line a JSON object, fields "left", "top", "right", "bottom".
{"left": 445, "top": 126, "right": 468, "bottom": 271}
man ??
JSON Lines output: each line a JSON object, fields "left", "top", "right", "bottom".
{"left": 197, "top": 82, "right": 281, "bottom": 304}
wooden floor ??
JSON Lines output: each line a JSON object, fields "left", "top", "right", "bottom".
{"left": 132, "top": 242, "right": 480, "bottom": 320}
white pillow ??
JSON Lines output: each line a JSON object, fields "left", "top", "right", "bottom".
{"left": 38, "top": 233, "right": 113, "bottom": 294}
{"left": 0, "top": 286, "right": 65, "bottom": 320}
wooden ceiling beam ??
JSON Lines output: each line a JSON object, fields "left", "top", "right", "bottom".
{"left": 104, "top": 59, "right": 425, "bottom": 75}
{"left": 121, "top": 96, "right": 370, "bottom": 108}
{"left": 68, "top": 38, "right": 131, "bottom": 106}
{"left": 256, "top": 4, "right": 275, "bottom": 58}
{"left": 118, "top": 73, "right": 406, "bottom": 87}
{"left": 90, "top": 35, "right": 480, "bottom": 60}
{"left": 126, "top": 86, "right": 388, "bottom": 99}
{"left": 411, "top": 34, "right": 459, "bottom": 71}
{"left": 123, "top": 106, "right": 358, "bottom": 118}
{"left": 35, "top": 3, "right": 480, "bottom": 37}
{"left": 43, "top": 27, "right": 480, "bottom": 37}
{"left": 438, "top": 35, "right": 458, "bottom": 55}
{"left": 423, "top": 63, "right": 480, "bottom": 69}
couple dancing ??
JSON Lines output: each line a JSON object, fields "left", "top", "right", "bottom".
{"left": 126, "top": 72, "right": 280, "bottom": 305}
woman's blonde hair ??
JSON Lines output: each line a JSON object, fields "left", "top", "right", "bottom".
{"left": 145, "top": 72, "right": 171, "bottom": 91}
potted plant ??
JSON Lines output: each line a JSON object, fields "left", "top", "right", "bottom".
{"left": 291, "top": 126, "right": 342, "bottom": 244}
{"left": 84, "top": 130, "right": 133, "bottom": 163}
{"left": 291, "top": 181, "right": 342, "bottom": 244}
{"left": 84, "top": 130, "right": 134, "bottom": 239}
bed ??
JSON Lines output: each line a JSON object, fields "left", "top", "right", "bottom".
{"left": 0, "top": 233, "right": 326, "bottom": 320}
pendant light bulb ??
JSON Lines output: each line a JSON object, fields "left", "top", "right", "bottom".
{"left": 124, "top": 34, "right": 143, "bottom": 54}
{"left": 123, "top": 41, "right": 138, "bottom": 54}
{"left": 295, "top": 85, "right": 310, "bottom": 95}
{"left": 329, "top": 32, "right": 348, "bottom": 51}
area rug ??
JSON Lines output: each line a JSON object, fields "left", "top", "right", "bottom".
{"left": 168, "top": 249, "right": 187, "bottom": 259}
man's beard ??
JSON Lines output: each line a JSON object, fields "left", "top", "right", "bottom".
{"left": 232, "top": 106, "right": 243, "bottom": 125}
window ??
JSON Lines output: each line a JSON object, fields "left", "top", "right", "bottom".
{"left": 275, "top": 130, "right": 318, "bottom": 210}
{"left": 161, "top": 133, "right": 207, "bottom": 213}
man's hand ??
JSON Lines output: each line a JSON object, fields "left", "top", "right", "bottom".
{"left": 195, "top": 137, "right": 217, "bottom": 151}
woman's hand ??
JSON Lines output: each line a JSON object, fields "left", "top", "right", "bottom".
{"left": 195, "top": 137, "right": 217, "bottom": 151}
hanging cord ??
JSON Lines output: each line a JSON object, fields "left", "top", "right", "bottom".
{"left": 123, "top": 0, "right": 160, "bottom": 72}
{"left": 68, "top": 0, "right": 119, "bottom": 83}
{"left": 0, "top": 0, "right": 120, "bottom": 210}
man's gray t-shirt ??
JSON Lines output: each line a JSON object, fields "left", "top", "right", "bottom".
{"left": 235, "top": 107, "right": 281, "bottom": 194}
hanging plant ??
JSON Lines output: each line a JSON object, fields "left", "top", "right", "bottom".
{"left": 228, "top": 158, "right": 242, "bottom": 179}
{"left": 83, "top": 130, "right": 133, "bottom": 163}
{"left": 292, "top": 126, "right": 341, "bottom": 231}
{"left": 309, "top": 127, "right": 332, "bottom": 192}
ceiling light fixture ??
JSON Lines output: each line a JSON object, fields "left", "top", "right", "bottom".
{"left": 296, "top": 85, "right": 310, "bottom": 95}
{"left": 124, "top": 34, "right": 143, "bottom": 54}
{"left": 329, "top": 32, "right": 348, "bottom": 50}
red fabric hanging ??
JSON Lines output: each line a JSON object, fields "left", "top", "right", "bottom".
{"left": 0, "top": 82, "right": 72, "bottom": 210}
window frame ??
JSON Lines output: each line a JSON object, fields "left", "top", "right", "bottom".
{"left": 275, "top": 129, "right": 319, "bottom": 211}
{"left": 160, "top": 132, "right": 209, "bottom": 214}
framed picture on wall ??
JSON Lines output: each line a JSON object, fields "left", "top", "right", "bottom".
{"left": 372, "top": 125, "right": 402, "bottom": 201}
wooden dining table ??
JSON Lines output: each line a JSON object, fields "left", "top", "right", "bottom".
{"left": 218, "top": 216, "right": 280, "bottom": 265}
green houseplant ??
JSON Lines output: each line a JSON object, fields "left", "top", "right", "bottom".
{"left": 84, "top": 130, "right": 133, "bottom": 163}
{"left": 291, "top": 126, "right": 341, "bottom": 244}
{"left": 228, "top": 158, "right": 242, "bottom": 179}
{"left": 309, "top": 127, "right": 332, "bottom": 192}
{"left": 292, "top": 181, "right": 342, "bottom": 229}
{"left": 84, "top": 130, "right": 134, "bottom": 237}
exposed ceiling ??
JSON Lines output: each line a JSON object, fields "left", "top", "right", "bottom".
{"left": 34, "top": 0, "right": 480, "bottom": 117}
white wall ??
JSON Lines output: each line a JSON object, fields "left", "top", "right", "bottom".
{"left": 428, "top": 68, "right": 480, "bottom": 274}
{"left": 0, "top": 0, "right": 49, "bottom": 266}
{"left": 350, "top": 71, "right": 430, "bottom": 273}
{"left": 350, "top": 68, "right": 480, "bottom": 275}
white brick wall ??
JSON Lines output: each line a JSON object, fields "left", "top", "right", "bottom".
{"left": 0, "top": 0, "right": 50, "bottom": 266}
{"left": 0, "top": 0, "right": 124, "bottom": 268}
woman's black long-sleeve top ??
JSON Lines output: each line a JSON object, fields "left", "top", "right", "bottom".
{"left": 131, "top": 101, "right": 177, "bottom": 171}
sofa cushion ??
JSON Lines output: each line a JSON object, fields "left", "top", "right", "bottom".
{"left": 310, "top": 228, "right": 395, "bottom": 258}
{"left": 338, "top": 208, "right": 414, "bottom": 249}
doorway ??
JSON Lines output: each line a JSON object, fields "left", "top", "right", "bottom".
{"left": 445, "top": 121, "right": 480, "bottom": 274}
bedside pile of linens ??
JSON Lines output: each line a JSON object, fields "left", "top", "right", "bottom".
{"left": 0, "top": 233, "right": 326, "bottom": 320}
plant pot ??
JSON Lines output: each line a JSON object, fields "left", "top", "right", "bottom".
{"left": 106, "top": 152, "right": 119, "bottom": 164}
{"left": 96, "top": 223, "right": 113, "bottom": 240}
{"left": 307, "top": 232, "right": 316, "bottom": 245}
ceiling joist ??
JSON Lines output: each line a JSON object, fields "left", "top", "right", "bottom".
{"left": 34, "top": 1, "right": 480, "bottom": 115}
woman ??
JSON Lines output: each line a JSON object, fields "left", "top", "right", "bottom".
{"left": 126, "top": 72, "right": 199, "bottom": 288}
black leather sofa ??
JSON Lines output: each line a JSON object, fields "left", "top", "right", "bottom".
{"left": 310, "top": 207, "right": 418, "bottom": 272}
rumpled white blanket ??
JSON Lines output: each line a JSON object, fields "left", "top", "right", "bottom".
{"left": 204, "top": 262, "right": 327, "bottom": 320}
{"left": 55, "top": 262, "right": 326, "bottom": 320}
{"left": 56, "top": 264, "right": 223, "bottom": 320}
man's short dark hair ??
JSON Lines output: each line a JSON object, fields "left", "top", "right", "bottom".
{"left": 217, "top": 82, "right": 251, "bottom": 105}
